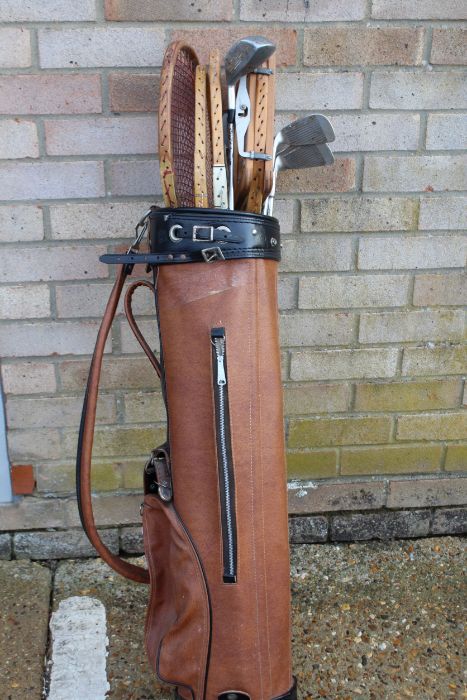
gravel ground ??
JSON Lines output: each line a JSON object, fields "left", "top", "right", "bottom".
{"left": 0, "top": 536, "right": 465, "bottom": 699}
{"left": 290, "top": 537, "right": 466, "bottom": 699}
{"left": 0, "top": 561, "right": 51, "bottom": 700}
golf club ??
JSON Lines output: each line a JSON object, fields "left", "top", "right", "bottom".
{"left": 264, "top": 142, "right": 335, "bottom": 216}
{"left": 263, "top": 115, "right": 335, "bottom": 215}
{"left": 275, "top": 114, "right": 335, "bottom": 155}
{"left": 225, "top": 36, "right": 276, "bottom": 209}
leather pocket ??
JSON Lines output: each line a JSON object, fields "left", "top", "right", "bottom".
{"left": 142, "top": 494, "right": 211, "bottom": 699}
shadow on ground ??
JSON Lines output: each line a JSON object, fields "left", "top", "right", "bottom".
{"left": 0, "top": 537, "right": 464, "bottom": 699}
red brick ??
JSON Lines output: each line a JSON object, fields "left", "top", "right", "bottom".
{"left": 0, "top": 245, "right": 107, "bottom": 283}
{"left": 108, "top": 159, "right": 161, "bottom": 197}
{"left": 11, "top": 465, "right": 35, "bottom": 496}
{"left": 0, "top": 74, "right": 101, "bottom": 115}
{"left": 39, "top": 27, "right": 165, "bottom": 69}
{"left": 278, "top": 158, "right": 355, "bottom": 194}
{"left": 304, "top": 27, "right": 424, "bottom": 66}
{"left": 109, "top": 73, "right": 159, "bottom": 113}
{"left": 0, "top": 161, "right": 105, "bottom": 201}
{"left": 44, "top": 116, "right": 156, "bottom": 156}
{"left": 59, "top": 357, "right": 160, "bottom": 391}
{"left": 431, "top": 29, "right": 467, "bottom": 65}
{"left": 288, "top": 480, "right": 385, "bottom": 514}
{"left": 241, "top": 0, "right": 366, "bottom": 21}
{"left": 105, "top": 0, "right": 233, "bottom": 21}
{"left": 0, "top": 0, "right": 96, "bottom": 21}
{"left": 171, "top": 28, "right": 297, "bottom": 67}
{"left": 0, "top": 28, "right": 31, "bottom": 68}
{"left": 387, "top": 477, "right": 467, "bottom": 509}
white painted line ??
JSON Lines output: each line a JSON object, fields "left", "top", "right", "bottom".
{"left": 47, "top": 596, "right": 109, "bottom": 700}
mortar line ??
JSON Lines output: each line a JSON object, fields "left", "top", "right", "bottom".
{"left": 95, "top": 0, "right": 105, "bottom": 22}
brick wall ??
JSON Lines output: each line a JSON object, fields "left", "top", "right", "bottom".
{"left": 0, "top": 1, "right": 466, "bottom": 537}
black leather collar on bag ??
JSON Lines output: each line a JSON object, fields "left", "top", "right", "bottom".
{"left": 100, "top": 206, "right": 281, "bottom": 267}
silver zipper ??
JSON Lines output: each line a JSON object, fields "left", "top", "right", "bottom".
{"left": 213, "top": 335, "right": 236, "bottom": 580}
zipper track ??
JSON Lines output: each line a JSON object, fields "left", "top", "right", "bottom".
{"left": 211, "top": 327, "right": 237, "bottom": 584}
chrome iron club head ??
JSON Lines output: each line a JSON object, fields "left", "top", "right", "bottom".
{"left": 263, "top": 142, "right": 335, "bottom": 216}
{"left": 274, "top": 115, "right": 335, "bottom": 156}
{"left": 262, "top": 116, "right": 335, "bottom": 215}
{"left": 277, "top": 142, "right": 335, "bottom": 170}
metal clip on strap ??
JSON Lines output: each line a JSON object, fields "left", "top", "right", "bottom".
{"left": 201, "top": 247, "right": 225, "bottom": 263}
{"left": 128, "top": 209, "right": 152, "bottom": 253}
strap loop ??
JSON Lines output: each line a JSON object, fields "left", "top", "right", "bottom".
{"left": 124, "top": 279, "right": 162, "bottom": 378}
{"left": 76, "top": 265, "right": 159, "bottom": 584}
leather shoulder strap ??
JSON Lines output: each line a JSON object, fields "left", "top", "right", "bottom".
{"left": 76, "top": 265, "right": 150, "bottom": 584}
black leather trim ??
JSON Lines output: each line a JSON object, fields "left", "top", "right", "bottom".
{"left": 173, "top": 676, "right": 297, "bottom": 700}
{"left": 272, "top": 677, "right": 297, "bottom": 700}
{"left": 148, "top": 206, "right": 281, "bottom": 264}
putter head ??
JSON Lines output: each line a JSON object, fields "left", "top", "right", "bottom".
{"left": 225, "top": 36, "right": 276, "bottom": 85}
{"left": 277, "top": 142, "right": 335, "bottom": 170}
{"left": 275, "top": 115, "right": 335, "bottom": 154}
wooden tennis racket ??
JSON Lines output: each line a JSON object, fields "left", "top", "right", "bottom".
{"left": 245, "top": 67, "right": 269, "bottom": 214}
{"left": 194, "top": 65, "right": 208, "bottom": 207}
{"left": 208, "top": 49, "right": 228, "bottom": 208}
{"left": 158, "top": 41, "right": 199, "bottom": 208}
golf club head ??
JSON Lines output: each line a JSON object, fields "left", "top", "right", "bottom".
{"left": 277, "top": 142, "right": 335, "bottom": 170}
{"left": 275, "top": 115, "right": 335, "bottom": 155}
{"left": 225, "top": 36, "right": 276, "bottom": 85}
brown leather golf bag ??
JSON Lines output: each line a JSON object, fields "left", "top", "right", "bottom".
{"left": 77, "top": 206, "right": 296, "bottom": 700}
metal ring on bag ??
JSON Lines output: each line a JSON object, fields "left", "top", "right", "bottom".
{"left": 169, "top": 224, "right": 183, "bottom": 242}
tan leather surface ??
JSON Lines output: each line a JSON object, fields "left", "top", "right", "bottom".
{"left": 143, "top": 494, "right": 210, "bottom": 698}
{"left": 78, "top": 257, "right": 293, "bottom": 697}
{"left": 155, "top": 258, "right": 293, "bottom": 699}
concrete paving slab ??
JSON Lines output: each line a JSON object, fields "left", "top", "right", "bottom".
{"left": 48, "top": 537, "right": 466, "bottom": 699}
{"left": 47, "top": 596, "right": 109, "bottom": 700}
{"left": 291, "top": 537, "right": 465, "bottom": 699}
{"left": 0, "top": 560, "right": 51, "bottom": 700}
{"left": 52, "top": 556, "right": 171, "bottom": 700}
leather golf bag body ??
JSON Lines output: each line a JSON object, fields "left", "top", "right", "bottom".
{"left": 77, "top": 207, "right": 296, "bottom": 700}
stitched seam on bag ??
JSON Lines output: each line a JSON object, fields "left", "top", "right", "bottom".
{"left": 248, "top": 261, "right": 263, "bottom": 699}
{"left": 142, "top": 503, "right": 159, "bottom": 669}
{"left": 174, "top": 495, "right": 209, "bottom": 698}
{"left": 257, "top": 264, "right": 273, "bottom": 696}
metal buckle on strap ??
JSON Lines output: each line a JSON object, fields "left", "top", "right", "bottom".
{"left": 192, "top": 224, "right": 232, "bottom": 242}
{"left": 193, "top": 225, "right": 214, "bottom": 242}
{"left": 201, "top": 247, "right": 225, "bottom": 263}
{"left": 144, "top": 449, "right": 172, "bottom": 502}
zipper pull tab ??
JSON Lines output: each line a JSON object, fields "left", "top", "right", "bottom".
{"left": 216, "top": 341, "right": 227, "bottom": 386}
{"left": 212, "top": 328, "right": 227, "bottom": 386}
